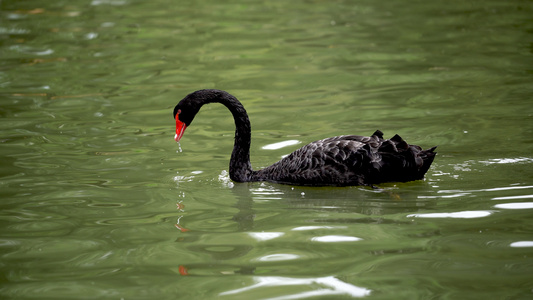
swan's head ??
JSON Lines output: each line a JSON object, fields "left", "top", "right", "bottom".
{"left": 173, "top": 89, "right": 236, "bottom": 142}
{"left": 173, "top": 101, "right": 196, "bottom": 143}
{"left": 172, "top": 90, "right": 211, "bottom": 142}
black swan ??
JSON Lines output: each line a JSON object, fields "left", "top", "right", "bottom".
{"left": 173, "top": 89, "right": 436, "bottom": 186}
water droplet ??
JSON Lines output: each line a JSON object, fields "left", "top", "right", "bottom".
{"left": 176, "top": 142, "right": 182, "bottom": 153}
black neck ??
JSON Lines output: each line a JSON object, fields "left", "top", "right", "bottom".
{"left": 200, "top": 90, "right": 254, "bottom": 182}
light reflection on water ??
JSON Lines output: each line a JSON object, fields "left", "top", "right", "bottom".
{"left": 311, "top": 235, "right": 363, "bottom": 242}
{"left": 248, "top": 232, "right": 285, "bottom": 241}
{"left": 510, "top": 241, "right": 533, "bottom": 248}
{"left": 220, "top": 276, "right": 371, "bottom": 299}
{"left": 494, "top": 202, "right": 533, "bottom": 209}
{"left": 261, "top": 139, "right": 301, "bottom": 150}
{"left": 407, "top": 211, "right": 493, "bottom": 219}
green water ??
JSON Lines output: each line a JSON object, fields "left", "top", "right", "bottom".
{"left": 1, "top": 0, "right": 532, "bottom": 299}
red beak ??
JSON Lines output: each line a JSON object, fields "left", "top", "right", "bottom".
{"left": 175, "top": 113, "right": 187, "bottom": 142}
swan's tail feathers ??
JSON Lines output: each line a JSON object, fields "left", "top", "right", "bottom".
{"left": 418, "top": 146, "right": 438, "bottom": 177}
{"left": 371, "top": 130, "right": 384, "bottom": 139}
{"left": 390, "top": 134, "right": 403, "bottom": 143}
{"left": 390, "top": 134, "right": 409, "bottom": 150}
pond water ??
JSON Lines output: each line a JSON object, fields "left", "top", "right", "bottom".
{"left": 1, "top": 0, "right": 532, "bottom": 299}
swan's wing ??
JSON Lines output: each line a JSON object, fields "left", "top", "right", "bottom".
{"left": 257, "top": 134, "right": 383, "bottom": 186}
{"left": 255, "top": 130, "right": 436, "bottom": 185}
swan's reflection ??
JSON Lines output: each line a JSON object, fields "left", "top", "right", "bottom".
{"left": 172, "top": 178, "right": 437, "bottom": 297}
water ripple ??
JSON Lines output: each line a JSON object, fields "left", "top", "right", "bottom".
{"left": 254, "top": 253, "right": 300, "bottom": 262}
{"left": 220, "top": 276, "right": 371, "bottom": 298}
{"left": 291, "top": 225, "right": 347, "bottom": 231}
{"left": 261, "top": 140, "right": 301, "bottom": 150}
{"left": 480, "top": 157, "right": 533, "bottom": 165}
{"left": 494, "top": 202, "right": 533, "bottom": 210}
{"left": 311, "top": 235, "right": 362, "bottom": 242}
{"left": 510, "top": 241, "right": 533, "bottom": 248}
{"left": 407, "top": 211, "right": 493, "bottom": 219}
{"left": 491, "top": 195, "right": 533, "bottom": 200}
{"left": 248, "top": 232, "right": 284, "bottom": 241}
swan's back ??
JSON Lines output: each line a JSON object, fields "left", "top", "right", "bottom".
{"left": 252, "top": 130, "right": 436, "bottom": 186}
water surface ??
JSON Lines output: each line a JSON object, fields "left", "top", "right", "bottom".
{"left": 1, "top": 0, "right": 532, "bottom": 299}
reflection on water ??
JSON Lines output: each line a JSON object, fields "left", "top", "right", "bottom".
{"left": 173, "top": 178, "right": 533, "bottom": 297}
{"left": 248, "top": 232, "right": 285, "bottom": 241}
{"left": 311, "top": 235, "right": 363, "bottom": 242}
{"left": 1, "top": 0, "right": 533, "bottom": 299}
{"left": 494, "top": 202, "right": 533, "bottom": 209}
{"left": 407, "top": 210, "right": 493, "bottom": 219}
{"left": 261, "top": 139, "right": 301, "bottom": 150}
{"left": 510, "top": 241, "right": 533, "bottom": 248}
{"left": 480, "top": 158, "right": 533, "bottom": 165}
{"left": 220, "top": 276, "right": 371, "bottom": 299}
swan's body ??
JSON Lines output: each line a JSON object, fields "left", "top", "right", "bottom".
{"left": 173, "top": 89, "right": 436, "bottom": 186}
